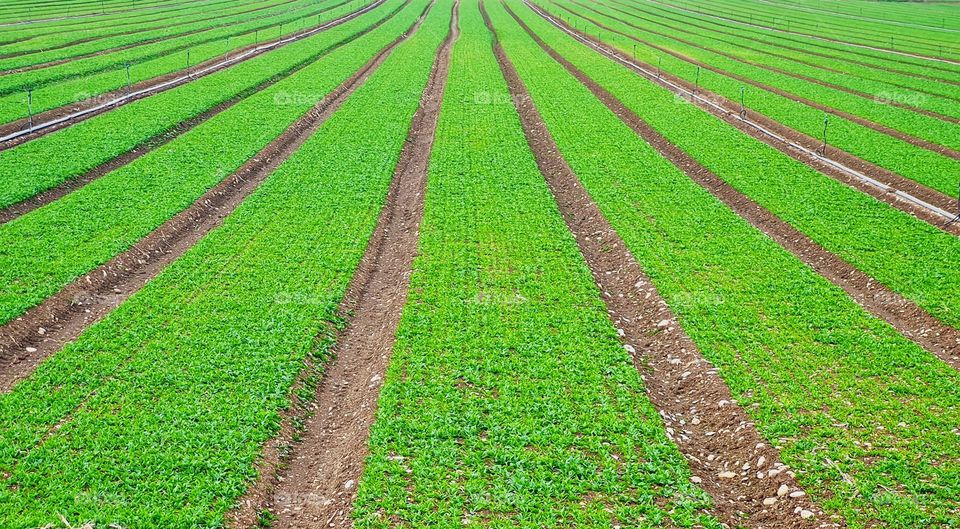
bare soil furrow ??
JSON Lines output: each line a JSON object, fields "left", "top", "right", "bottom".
{"left": 0, "top": 6, "right": 426, "bottom": 393}
{"left": 515, "top": 2, "right": 960, "bottom": 369}
{"left": 487, "top": 4, "right": 838, "bottom": 527}
{"left": 250, "top": 4, "right": 457, "bottom": 528}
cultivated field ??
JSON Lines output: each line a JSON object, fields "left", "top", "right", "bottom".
{"left": 0, "top": 0, "right": 957, "bottom": 527}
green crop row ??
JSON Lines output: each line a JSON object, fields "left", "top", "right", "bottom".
{"left": 495, "top": 2, "right": 960, "bottom": 525}
{"left": 549, "top": 0, "right": 960, "bottom": 196}
{"left": 766, "top": 0, "right": 960, "bottom": 30}
{"left": 0, "top": 0, "right": 450, "bottom": 526}
{"left": 0, "top": 0, "right": 363, "bottom": 123}
{"left": 598, "top": 0, "right": 960, "bottom": 109}
{"left": 0, "top": 0, "right": 249, "bottom": 45}
{"left": 0, "top": 0, "right": 396, "bottom": 210}
{"left": 620, "top": 0, "right": 960, "bottom": 84}
{"left": 537, "top": 0, "right": 960, "bottom": 338}
{"left": 0, "top": 0, "right": 207, "bottom": 24}
{"left": 0, "top": 0, "right": 424, "bottom": 325}
{"left": 0, "top": 0, "right": 292, "bottom": 58}
{"left": 770, "top": 0, "right": 960, "bottom": 30}
{"left": 647, "top": 0, "right": 958, "bottom": 60}
{"left": 556, "top": 0, "right": 959, "bottom": 151}
{"left": 353, "top": 3, "right": 721, "bottom": 527}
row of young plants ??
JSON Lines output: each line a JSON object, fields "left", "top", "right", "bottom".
{"left": 549, "top": 0, "right": 960, "bottom": 197}
{"left": 598, "top": 0, "right": 960, "bottom": 107}
{"left": 0, "top": 0, "right": 293, "bottom": 60}
{"left": 634, "top": 0, "right": 960, "bottom": 82}
{"left": 353, "top": 3, "right": 721, "bottom": 527}
{"left": 557, "top": 0, "right": 960, "bottom": 150}
{"left": 0, "top": 0, "right": 397, "bottom": 210}
{"left": 0, "top": 0, "right": 196, "bottom": 24}
{"left": 0, "top": 0, "right": 364, "bottom": 123}
{"left": 646, "top": 0, "right": 957, "bottom": 59}
{"left": 0, "top": 0, "right": 424, "bottom": 326}
{"left": 533, "top": 0, "right": 960, "bottom": 337}
{"left": 0, "top": 0, "right": 451, "bottom": 525}
{"left": 769, "top": 0, "right": 960, "bottom": 30}
{"left": 0, "top": 0, "right": 250, "bottom": 44}
{"left": 706, "top": 0, "right": 960, "bottom": 58}
{"left": 494, "top": 2, "right": 960, "bottom": 526}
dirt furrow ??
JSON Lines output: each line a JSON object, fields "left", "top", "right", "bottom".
{"left": 553, "top": 3, "right": 960, "bottom": 161}
{"left": 486, "top": 4, "right": 838, "bottom": 528}
{"left": 243, "top": 4, "right": 457, "bottom": 528}
{"left": 0, "top": 0, "right": 390, "bottom": 148}
{"left": 0, "top": 0, "right": 403, "bottom": 224}
{"left": 513, "top": 3, "right": 960, "bottom": 369}
{"left": 0, "top": 6, "right": 429, "bottom": 394}
{"left": 534, "top": 2, "right": 960, "bottom": 235}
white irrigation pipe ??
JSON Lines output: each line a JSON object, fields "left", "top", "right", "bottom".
{"left": 0, "top": 0, "right": 386, "bottom": 144}
{"left": 637, "top": 0, "right": 960, "bottom": 66}
{"left": 526, "top": 0, "right": 958, "bottom": 223}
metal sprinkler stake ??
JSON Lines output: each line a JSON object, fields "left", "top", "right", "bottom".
{"left": 26, "top": 89, "right": 34, "bottom": 131}
{"left": 739, "top": 85, "right": 746, "bottom": 118}
{"left": 817, "top": 114, "right": 829, "bottom": 155}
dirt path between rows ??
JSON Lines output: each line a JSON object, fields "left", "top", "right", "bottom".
{"left": 0, "top": 0, "right": 410, "bottom": 225}
{"left": 512, "top": 4, "right": 960, "bottom": 370}
{"left": 554, "top": 4, "right": 960, "bottom": 161}
{"left": 0, "top": 0, "right": 391, "bottom": 149}
{"left": 237, "top": 5, "right": 456, "bottom": 528}
{"left": 532, "top": 2, "right": 960, "bottom": 236}
{"left": 0, "top": 7, "right": 429, "bottom": 394}
{"left": 486, "top": 4, "right": 838, "bottom": 528}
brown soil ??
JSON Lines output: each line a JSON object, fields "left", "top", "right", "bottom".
{"left": 0, "top": 0, "right": 307, "bottom": 68}
{"left": 229, "top": 3, "right": 456, "bottom": 528}
{"left": 538, "top": 2, "right": 960, "bottom": 236}
{"left": 0, "top": 0, "right": 398, "bottom": 225}
{"left": 555, "top": 3, "right": 960, "bottom": 160}
{"left": 0, "top": 0, "right": 390, "bottom": 148}
{"left": 513, "top": 4, "right": 960, "bottom": 369}
{"left": 488, "top": 4, "right": 840, "bottom": 528}
{"left": 0, "top": 8, "right": 425, "bottom": 393}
